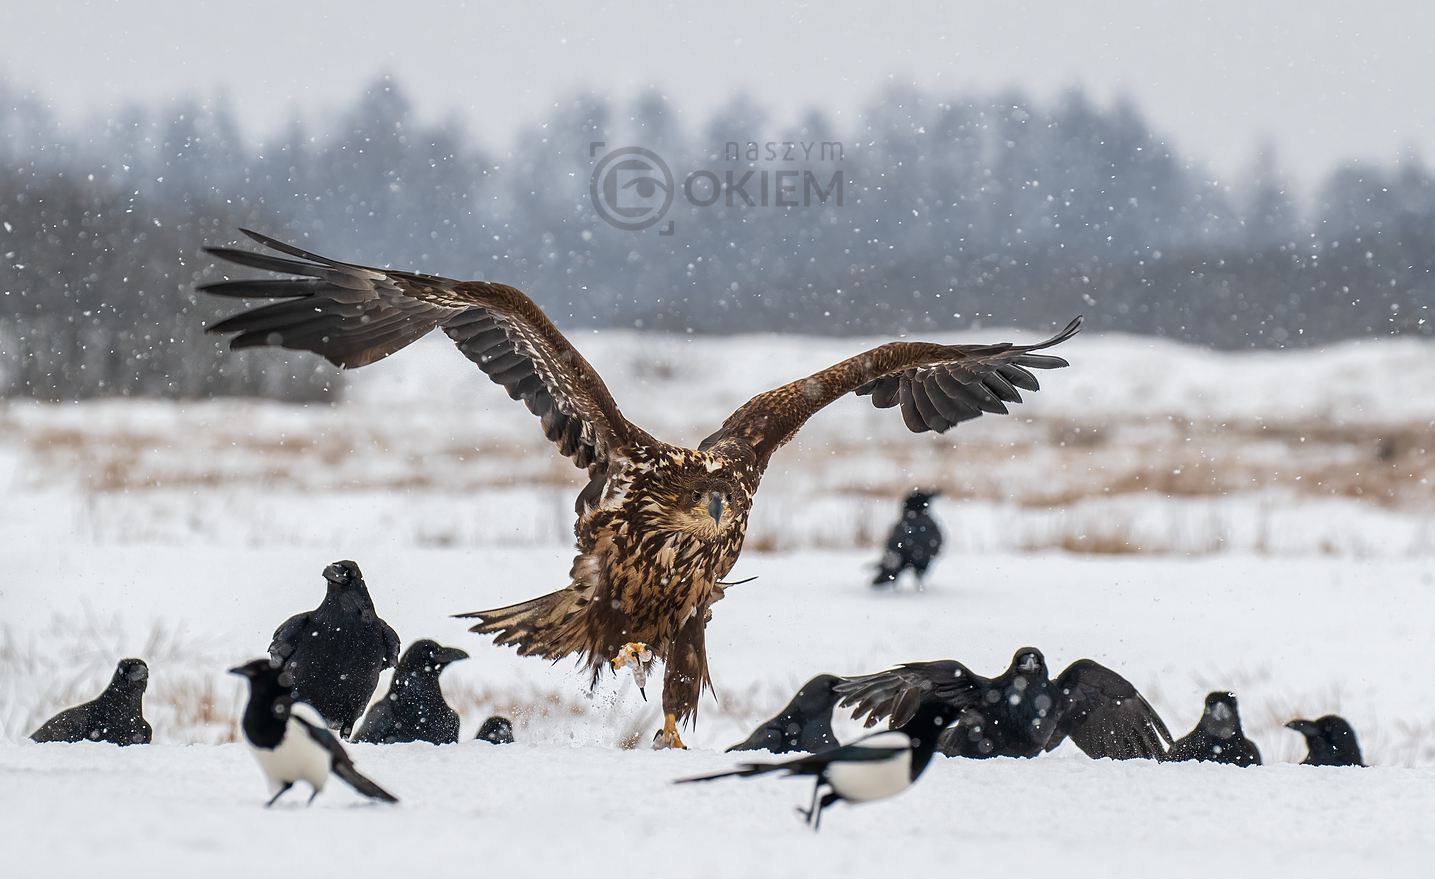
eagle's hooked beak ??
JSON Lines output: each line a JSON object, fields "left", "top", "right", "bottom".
{"left": 706, "top": 491, "right": 725, "bottom": 525}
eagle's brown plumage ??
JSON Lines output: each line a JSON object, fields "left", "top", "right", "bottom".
{"left": 202, "top": 229, "right": 1081, "bottom": 746}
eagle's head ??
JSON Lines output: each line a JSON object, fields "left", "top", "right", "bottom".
{"left": 643, "top": 452, "right": 751, "bottom": 540}
{"left": 665, "top": 483, "right": 737, "bottom": 538}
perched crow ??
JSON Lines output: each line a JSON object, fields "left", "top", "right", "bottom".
{"left": 30, "top": 658, "right": 152, "bottom": 746}
{"left": 476, "top": 716, "right": 515, "bottom": 744}
{"left": 679, "top": 696, "right": 962, "bottom": 830}
{"left": 351, "top": 640, "right": 469, "bottom": 745}
{"left": 1164, "top": 692, "right": 1262, "bottom": 767}
{"left": 229, "top": 658, "right": 398, "bottom": 806}
{"left": 838, "top": 647, "right": 1172, "bottom": 760}
{"left": 873, "top": 490, "right": 943, "bottom": 588}
{"left": 269, "top": 560, "right": 401, "bottom": 737}
{"left": 1287, "top": 715, "right": 1364, "bottom": 767}
{"left": 727, "top": 674, "right": 841, "bottom": 754}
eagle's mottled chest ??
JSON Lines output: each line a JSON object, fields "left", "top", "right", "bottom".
{"left": 576, "top": 442, "right": 759, "bottom": 634}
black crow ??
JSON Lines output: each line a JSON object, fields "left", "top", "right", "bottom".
{"left": 837, "top": 647, "right": 1172, "bottom": 760}
{"left": 30, "top": 658, "right": 152, "bottom": 746}
{"left": 1286, "top": 715, "right": 1364, "bottom": 767}
{"left": 678, "top": 696, "right": 961, "bottom": 830}
{"left": 268, "top": 560, "right": 401, "bottom": 737}
{"left": 1164, "top": 691, "right": 1262, "bottom": 767}
{"left": 873, "top": 489, "right": 943, "bottom": 588}
{"left": 476, "top": 716, "right": 515, "bottom": 744}
{"left": 727, "top": 674, "right": 841, "bottom": 754}
{"left": 229, "top": 658, "right": 397, "bottom": 806}
{"left": 351, "top": 640, "right": 469, "bottom": 745}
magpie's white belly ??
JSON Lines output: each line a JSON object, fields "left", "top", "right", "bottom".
{"left": 248, "top": 706, "right": 332, "bottom": 795}
{"left": 824, "top": 731, "right": 913, "bottom": 803}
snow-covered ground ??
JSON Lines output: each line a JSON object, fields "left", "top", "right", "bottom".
{"left": 2, "top": 329, "right": 1434, "bottom": 874}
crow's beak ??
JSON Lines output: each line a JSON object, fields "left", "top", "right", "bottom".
{"left": 707, "top": 492, "right": 724, "bottom": 525}
{"left": 227, "top": 665, "right": 250, "bottom": 677}
{"left": 1285, "top": 719, "right": 1316, "bottom": 736}
{"left": 433, "top": 647, "right": 470, "bottom": 665}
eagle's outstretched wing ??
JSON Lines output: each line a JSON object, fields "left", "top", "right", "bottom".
{"left": 203, "top": 230, "right": 642, "bottom": 477}
{"left": 700, "top": 317, "right": 1081, "bottom": 463}
{"left": 835, "top": 660, "right": 984, "bottom": 728}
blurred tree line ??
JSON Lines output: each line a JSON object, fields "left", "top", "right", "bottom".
{"left": 1, "top": 75, "right": 1431, "bottom": 400}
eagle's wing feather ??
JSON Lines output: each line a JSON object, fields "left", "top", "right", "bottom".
{"left": 203, "top": 230, "right": 639, "bottom": 473}
{"left": 700, "top": 317, "right": 1081, "bottom": 461}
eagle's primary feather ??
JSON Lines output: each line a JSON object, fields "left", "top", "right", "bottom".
{"left": 202, "top": 230, "right": 1080, "bottom": 744}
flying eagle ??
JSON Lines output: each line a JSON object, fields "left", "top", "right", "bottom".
{"left": 201, "top": 230, "right": 1081, "bottom": 748}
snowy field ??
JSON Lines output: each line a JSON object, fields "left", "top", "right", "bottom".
{"left": 2, "top": 328, "right": 1434, "bottom": 875}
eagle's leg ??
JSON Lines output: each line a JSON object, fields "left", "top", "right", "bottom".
{"left": 652, "top": 608, "right": 707, "bottom": 750}
{"left": 653, "top": 712, "right": 686, "bottom": 750}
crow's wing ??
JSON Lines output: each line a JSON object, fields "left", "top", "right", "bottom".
{"left": 29, "top": 702, "right": 98, "bottom": 743}
{"left": 379, "top": 619, "right": 401, "bottom": 670}
{"left": 348, "top": 698, "right": 395, "bottom": 744}
{"left": 268, "top": 611, "right": 311, "bottom": 663}
{"left": 1050, "top": 659, "right": 1172, "bottom": 760}
{"left": 835, "top": 660, "right": 984, "bottom": 728}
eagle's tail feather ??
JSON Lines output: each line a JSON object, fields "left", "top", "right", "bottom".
{"left": 458, "top": 589, "right": 603, "bottom": 673}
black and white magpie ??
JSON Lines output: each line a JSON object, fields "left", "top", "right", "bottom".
{"left": 872, "top": 489, "right": 943, "bottom": 589}
{"left": 351, "top": 639, "right": 469, "bottom": 745}
{"left": 839, "top": 647, "right": 1173, "bottom": 760}
{"left": 268, "top": 559, "right": 401, "bottom": 737}
{"left": 30, "top": 658, "right": 152, "bottom": 746}
{"left": 476, "top": 716, "right": 515, "bottom": 744}
{"left": 1286, "top": 715, "right": 1364, "bottom": 767}
{"left": 229, "top": 658, "right": 398, "bottom": 806}
{"left": 677, "top": 697, "right": 960, "bottom": 830}
{"left": 1164, "top": 691, "right": 1262, "bottom": 767}
{"left": 727, "top": 674, "right": 841, "bottom": 754}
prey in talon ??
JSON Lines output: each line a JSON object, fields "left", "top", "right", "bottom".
{"left": 612, "top": 642, "right": 655, "bottom": 700}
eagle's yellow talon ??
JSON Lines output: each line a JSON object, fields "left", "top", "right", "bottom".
{"left": 653, "top": 713, "right": 686, "bottom": 750}
{"left": 613, "top": 641, "right": 654, "bottom": 697}
{"left": 611, "top": 641, "right": 652, "bottom": 672}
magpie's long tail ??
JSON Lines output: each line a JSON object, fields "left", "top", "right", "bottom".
{"left": 333, "top": 761, "right": 399, "bottom": 803}
{"left": 674, "top": 763, "right": 784, "bottom": 784}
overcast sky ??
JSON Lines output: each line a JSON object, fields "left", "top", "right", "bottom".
{"left": 3, "top": 1, "right": 1432, "bottom": 185}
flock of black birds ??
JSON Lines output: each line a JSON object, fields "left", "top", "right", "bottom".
{"left": 696, "top": 649, "right": 1365, "bottom": 827}
{"left": 28, "top": 509, "right": 1366, "bottom": 823}
{"left": 30, "top": 559, "right": 513, "bottom": 806}
{"left": 679, "top": 491, "right": 1368, "bottom": 827}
